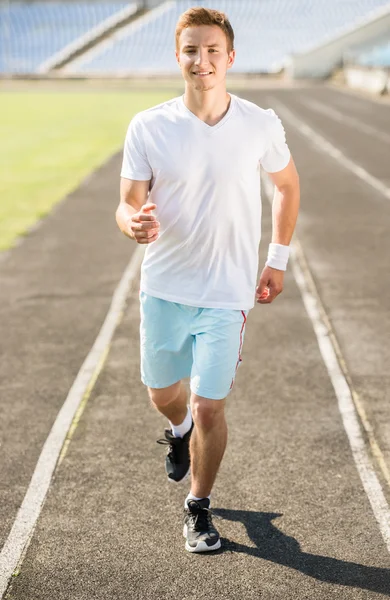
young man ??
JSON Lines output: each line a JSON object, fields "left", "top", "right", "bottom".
{"left": 117, "top": 7, "right": 300, "bottom": 553}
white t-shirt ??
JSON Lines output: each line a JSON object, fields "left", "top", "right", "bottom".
{"left": 121, "top": 93, "right": 290, "bottom": 310}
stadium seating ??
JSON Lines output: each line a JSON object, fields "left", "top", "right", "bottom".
{"left": 1, "top": 0, "right": 389, "bottom": 75}
{"left": 0, "top": 1, "right": 132, "bottom": 73}
{"left": 67, "top": 0, "right": 390, "bottom": 74}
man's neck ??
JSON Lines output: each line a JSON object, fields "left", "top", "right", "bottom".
{"left": 183, "top": 84, "right": 231, "bottom": 127}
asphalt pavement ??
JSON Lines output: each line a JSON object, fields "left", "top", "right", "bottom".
{"left": 1, "top": 85, "right": 389, "bottom": 599}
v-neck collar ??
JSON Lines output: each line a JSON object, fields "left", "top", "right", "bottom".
{"left": 179, "top": 94, "right": 236, "bottom": 132}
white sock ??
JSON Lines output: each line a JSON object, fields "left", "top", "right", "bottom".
{"left": 185, "top": 492, "right": 211, "bottom": 508}
{"left": 169, "top": 405, "right": 192, "bottom": 438}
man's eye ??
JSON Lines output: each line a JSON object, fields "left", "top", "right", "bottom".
{"left": 209, "top": 49, "right": 217, "bottom": 53}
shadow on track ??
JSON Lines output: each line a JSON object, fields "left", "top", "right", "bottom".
{"left": 210, "top": 508, "right": 390, "bottom": 596}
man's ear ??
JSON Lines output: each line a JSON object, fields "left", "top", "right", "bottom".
{"left": 227, "top": 49, "right": 236, "bottom": 69}
{"left": 175, "top": 50, "right": 180, "bottom": 66}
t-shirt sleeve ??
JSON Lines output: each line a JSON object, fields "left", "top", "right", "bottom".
{"left": 261, "top": 109, "right": 291, "bottom": 173}
{"left": 120, "top": 115, "right": 153, "bottom": 180}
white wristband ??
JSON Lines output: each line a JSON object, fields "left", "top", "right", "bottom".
{"left": 266, "top": 243, "right": 290, "bottom": 271}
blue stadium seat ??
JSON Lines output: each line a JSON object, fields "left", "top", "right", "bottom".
{"left": 0, "top": 2, "right": 131, "bottom": 73}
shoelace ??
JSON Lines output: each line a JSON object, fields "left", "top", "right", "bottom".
{"left": 186, "top": 501, "right": 220, "bottom": 532}
{"left": 156, "top": 432, "right": 180, "bottom": 460}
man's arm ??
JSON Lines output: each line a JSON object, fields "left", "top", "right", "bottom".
{"left": 116, "top": 177, "right": 160, "bottom": 244}
{"left": 256, "top": 156, "right": 300, "bottom": 304}
{"left": 268, "top": 156, "right": 300, "bottom": 246}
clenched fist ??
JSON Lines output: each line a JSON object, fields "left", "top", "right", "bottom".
{"left": 128, "top": 203, "right": 160, "bottom": 244}
{"left": 256, "top": 265, "right": 284, "bottom": 304}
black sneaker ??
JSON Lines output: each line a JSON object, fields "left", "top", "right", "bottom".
{"left": 156, "top": 423, "right": 193, "bottom": 483}
{"left": 183, "top": 498, "right": 221, "bottom": 553}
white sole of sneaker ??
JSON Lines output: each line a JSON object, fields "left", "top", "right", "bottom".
{"left": 183, "top": 524, "right": 221, "bottom": 553}
{"left": 168, "top": 466, "right": 190, "bottom": 484}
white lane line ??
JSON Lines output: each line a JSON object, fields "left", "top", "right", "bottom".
{"left": 300, "top": 97, "right": 390, "bottom": 145}
{"left": 267, "top": 95, "right": 390, "bottom": 488}
{"left": 0, "top": 245, "right": 145, "bottom": 597}
{"left": 262, "top": 174, "right": 390, "bottom": 553}
{"left": 268, "top": 97, "right": 390, "bottom": 201}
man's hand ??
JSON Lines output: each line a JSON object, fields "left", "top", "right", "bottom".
{"left": 127, "top": 203, "right": 160, "bottom": 244}
{"left": 256, "top": 265, "right": 284, "bottom": 304}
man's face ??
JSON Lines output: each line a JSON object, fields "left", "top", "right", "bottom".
{"left": 176, "top": 25, "right": 235, "bottom": 91}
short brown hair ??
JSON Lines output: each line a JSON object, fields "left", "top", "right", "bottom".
{"left": 175, "top": 7, "right": 235, "bottom": 53}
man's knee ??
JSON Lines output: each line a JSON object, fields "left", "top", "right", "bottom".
{"left": 148, "top": 380, "right": 182, "bottom": 408}
{"left": 191, "top": 395, "right": 225, "bottom": 431}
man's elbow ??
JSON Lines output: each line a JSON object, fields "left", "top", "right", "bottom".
{"left": 276, "top": 177, "right": 300, "bottom": 197}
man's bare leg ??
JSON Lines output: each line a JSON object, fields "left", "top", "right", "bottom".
{"left": 148, "top": 380, "right": 188, "bottom": 425}
{"left": 189, "top": 395, "right": 227, "bottom": 498}
{"left": 150, "top": 381, "right": 193, "bottom": 483}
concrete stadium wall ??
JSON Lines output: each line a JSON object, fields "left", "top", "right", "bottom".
{"left": 285, "top": 5, "right": 390, "bottom": 79}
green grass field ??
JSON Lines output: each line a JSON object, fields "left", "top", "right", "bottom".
{"left": 0, "top": 89, "right": 174, "bottom": 250}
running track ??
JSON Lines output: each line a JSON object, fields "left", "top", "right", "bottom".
{"left": 0, "top": 84, "right": 389, "bottom": 599}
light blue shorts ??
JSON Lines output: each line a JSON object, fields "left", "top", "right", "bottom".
{"left": 139, "top": 292, "right": 248, "bottom": 400}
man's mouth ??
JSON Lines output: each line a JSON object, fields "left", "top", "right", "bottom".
{"left": 192, "top": 71, "right": 213, "bottom": 77}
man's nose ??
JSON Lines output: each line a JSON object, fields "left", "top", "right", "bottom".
{"left": 194, "top": 49, "right": 210, "bottom": 66}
